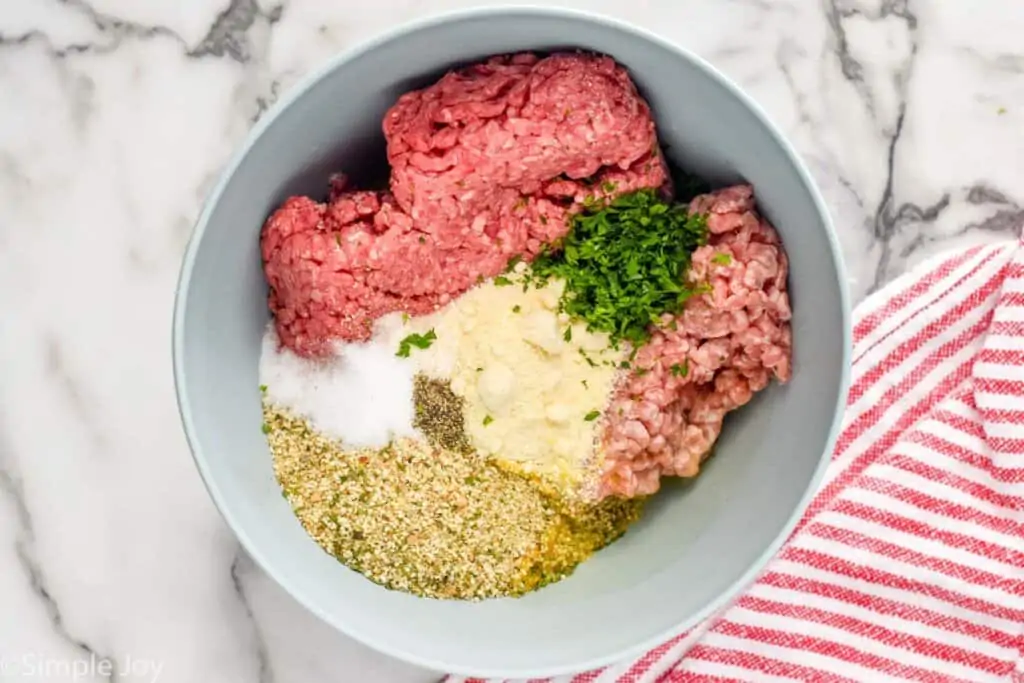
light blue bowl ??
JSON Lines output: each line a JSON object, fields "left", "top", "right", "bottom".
{"left": 173, "top": 6, "right": 850, "bottom": 678}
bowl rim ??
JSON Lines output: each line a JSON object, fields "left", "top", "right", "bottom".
{"left": 172, "top": 4, "right": 852, "bottom": 678}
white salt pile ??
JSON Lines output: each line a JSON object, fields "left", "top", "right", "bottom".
{"left": 258, "top": 323, "right": 418, "bottom": 448}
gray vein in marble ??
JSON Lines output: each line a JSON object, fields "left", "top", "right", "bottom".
{"left": 964, "top": 208, "right": 1024, "bottom": 236}
{"left": 1, "top": 0, "right": 283, "bottom": 63}
{"left": 775, "top": 36, "right": 872, "bottom": 229}
{"left": 775, "top": 37, "right": 858, "bottom": 192}
{"left": 67, "top": 71, "right": 96, "bottom": 133}
{"left": 968, "top": 185, "right": 1014, "bottom": 206}
{"left": 252, "top": 79, "right": 283, "bottom": 124}
{"left": 0, "top": 152, "right": 30, "bottom": 243}
{"left": 961, "top": 185, "right": 1024, "bottom": 235}
{"left": 989, "top": 54, "right": 1024, "bottom": 73}
{"left": 825, "top": 1, "right": 876, "bottom": 120}
{"left": 53, "top": 0, "right": 188, "bottom": 54}
{"left": 819, "top": 0, "right": 1022, "bottom": 280}
{"left": 959, "top": 47, "right": 1024, "bottom": 75}
{"left": 775, "top": 40, "right": 810, "bottom": 126}
{"left": 826, "top": 0, "right": 922, "bottom": 293}
{"left": 0, "top": 29, "right": 96, "bottom": 57}
{"left": 896, "top": 184, "right": 1023, "bottom": 259}
{"left": 0, "top": 35, "right": 95, "bottom": 134}
{"left": 0, "top": 0, "right": 285, "bottom": 265}
{"left": 868, "top": 14, "right": 916, "bottom": 293}
{"left": 0, "top": 151, "right": 29, "bottom": 185}
{"left": 0, "top": 447, "right": 115, "bottom": 682}
{"left": 888, "top": 192, "right": 949, "bottom": 260}
{"left": 191, "top": 0, "right": 283, "bottom": 63}
{"left": 43, "top": 336, "right": 107, "bottom": 451}
{"left": 231, "top": 549, "right": 276, "bottom": 683}
{"left": 892, "top": 192, "right": 950, "bottom": 226}
{"left": 828, "top": 0, "right": 922, "bottom": 100}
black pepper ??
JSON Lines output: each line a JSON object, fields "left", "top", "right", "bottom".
{"left": 412, "top": 375, "right": 473, "bottom": 454}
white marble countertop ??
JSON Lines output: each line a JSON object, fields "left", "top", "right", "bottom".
{"left": 1, "top": 1, "right": 1021, "bottom": 681}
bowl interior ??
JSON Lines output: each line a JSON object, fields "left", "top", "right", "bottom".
{"left": 174, "top": 9, "right": 847, "bottom": 677}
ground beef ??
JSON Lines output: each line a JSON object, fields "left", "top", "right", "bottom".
{"left": 598, "top": 185, "right": 792, "bottom": 499}
{"left": 262, "top": 52, "right": 667, "bottom": 357}
{"left": 384, "top": 53, "right": 664, "bottom": 236}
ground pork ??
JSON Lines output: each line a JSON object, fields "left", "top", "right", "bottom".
{"left": 262, "top": 52, "right": 666, "bottom": 357}
{"left": 599, "top": 185, "right": 792, "bottom": 499}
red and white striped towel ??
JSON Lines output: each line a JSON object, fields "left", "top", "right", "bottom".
{"left": 446, "top": 234, "right": 1024, "bottom": 683}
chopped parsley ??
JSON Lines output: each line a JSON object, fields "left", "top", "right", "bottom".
{"left": 563, "top": 326, "right": 572, "bottom": 342}
{"left": 601, "top": 180, "right": 618, "bottom": 193}
{"left": 581, "top": 379, "right": 589, "bottom": 389}
{"left": 396, "top": 329, "right": 437, "bottom": 357}
{"left": 671, "top": 361, "right": 689, "bottom": 377}
{"left": 505, "top": 255, "right": 522, "bottom": 272}
{"left": 482, "top": 415, "right": 494, "bottom": 426}
{"left": 512, "top": 305, "right": 521, "bottom": 313}
{"left": 259, "top": 384, "right": 268, "bottom": 393}
{"left": 418, "top": 235, "right": 426, "bottom": 244}
{"left": 584, "top": 410, "right": 601, "bottom": 422}
{"left": 711, "top": 252, "right": 732, "bottom": 266}
{"left": 261, "top": 423, "right": 271, "bottom": 434}
{"left": 493, "top": 275, "right": 513, "bottom": 287}
{"left": 528, "top": 189, "right": 708, "bottom": 346}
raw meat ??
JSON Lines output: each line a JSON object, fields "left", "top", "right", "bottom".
{"left": 261, "top": 52, "right": 667, "bottom": 357}
{"left": 599, "top": 185, "right": 793, "bottom": 498}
